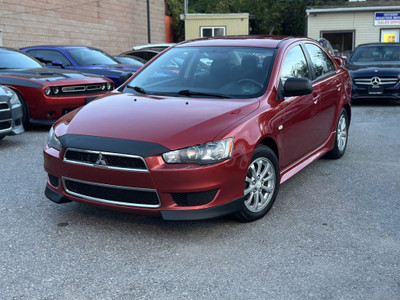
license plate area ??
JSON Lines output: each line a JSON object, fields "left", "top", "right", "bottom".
{"left": 368, "top": 86, "right": 384, "bottom": 95}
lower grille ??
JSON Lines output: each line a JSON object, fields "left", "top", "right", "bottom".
{"left": 0, "top": 120, "right": 11, "bottom": 130}
{"left": 63, "top": 177, "right": 160, "bottom": 208}
{"left": 171, "top": 189, "right": 218, "bottom": 206}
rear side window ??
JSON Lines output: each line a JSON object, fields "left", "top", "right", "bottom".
{"left": 26, "top": 49, "right": 72, "bottom": 66}
{"left": 305, "top": 43, "right": 335, "bottom": 79}
{"left": 280, "top": 45, "right": 310, "bottom": 84}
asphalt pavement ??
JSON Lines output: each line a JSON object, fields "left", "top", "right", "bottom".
{"left": 0, "top": 99, "right": 399, "bottom": 299}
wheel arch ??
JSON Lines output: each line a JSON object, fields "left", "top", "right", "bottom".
{"left": 258, "top": 137, "right": 279, "bottom": 162}
{"left": 343, "top": 103, "right": 351, "bottom": 125}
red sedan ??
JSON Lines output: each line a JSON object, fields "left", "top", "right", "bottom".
{"left": 44, "top": 36, "right": 351, "bottom": 222}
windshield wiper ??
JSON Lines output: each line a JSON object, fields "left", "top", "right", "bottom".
{"left": 178, "top": 90, "right": 231, "bottom": 98}
{"left": 126, "top": 85, "right": 147, "bottom": 94}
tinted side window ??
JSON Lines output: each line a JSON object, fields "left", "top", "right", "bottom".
{"left": 27, "top": 49, "right": 72, "bottom": 66}
{"left": 305, "top": 43, "right": 335, "bottom": 79}
{"left": 280, "top": 45, "right": 310, "bottom": 84}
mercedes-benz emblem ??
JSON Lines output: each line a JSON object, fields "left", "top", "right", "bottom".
{"left": 95, "top": 153, "right": 107, "bottom": 166}
{"left": 371, "top": 77, "right": 381, "bottom": 86}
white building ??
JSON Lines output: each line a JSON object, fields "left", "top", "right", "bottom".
{"left": 307, "top": 2, "right": 400, "bottom": 56}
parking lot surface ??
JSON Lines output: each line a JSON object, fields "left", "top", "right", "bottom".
{"left": 0, "top": 100, "right": 399, "bottom": 299}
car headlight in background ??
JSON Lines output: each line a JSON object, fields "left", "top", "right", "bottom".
{"left": 163, "top": 138, "right": 234, "bottom": 164}
{"left": 44, "top": 86, "right": 61, "bottom": 96}
{"left": 47, "top": 126, "right": 62, "bottom": 151}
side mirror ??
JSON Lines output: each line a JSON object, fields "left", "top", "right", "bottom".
{"left": 333, "top": 56, "right": 346, "bottom": 67}
{"left": 283, "top": 77, "right": 313, "bottom": 97}
{"left": 119, "top": 72, "right": 133, "bottom": 85}
{"left": 51, "top": 60, "right": 64, "bottom": 68}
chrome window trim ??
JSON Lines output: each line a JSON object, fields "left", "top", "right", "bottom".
{"left": 62, "top": 177, "right": 161, "bottom": 208}
{"left": 63, "top": 147, "right": 149, "bottom": 172}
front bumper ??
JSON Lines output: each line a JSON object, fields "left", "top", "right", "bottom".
{"left": 351, "top": 83, "right": 400, "bottom": 100}
{"left": 43, "top": 143, "right": 251, "bottom": 220}
{"left": 0, "top": 102, "right": 24, "bottom": 137}
{"left": 29, "top": 94, "right": 108, "bottom": 125}
{"left": 44, "top": 185, "right": 245, "bottom": 221}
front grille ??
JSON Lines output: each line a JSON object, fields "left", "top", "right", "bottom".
{"left": 64, "top": 148, "right": 148, "bottom": 171}
{"left": 171, "top": 189, "right": 218, "bottom": 206}
{"left": 52, "top": 84, "right": 108, "bottom": 96}
{"left": 0, "top": 103, "right": 9, "bottom": 110}
{"left": 354, "top": 77, "right": 398, "bottom": 86}
{"left": 63, "top": 177, "right": 160, "bottom": 208}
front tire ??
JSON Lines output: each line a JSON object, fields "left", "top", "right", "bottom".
{"left": 326, "top": 108, "right": 349, "bottom": 159}
{"left": 234, "top": 145, "right": 280, "bottom": 222}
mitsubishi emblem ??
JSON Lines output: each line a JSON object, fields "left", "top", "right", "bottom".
{"left": 371, "top": 77, "right": 381, "bottom": 86}
{"left": 95, "top": 153, "right": 107, "bottom": 166}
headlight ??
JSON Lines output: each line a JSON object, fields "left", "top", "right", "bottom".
{"left": 47, "top": 126, "right": 62, "bottom": 151}
{"left": 1, "top": 86, "right": 21, "bottom": 106}
{"left": 162, "top": 138, "right": 234, "bottom": 164}
{"left": 107, "top": 82, "right": 113, "bottom": 90}
{"left": 44, "top": 87, "right": 60, "bottom": 96}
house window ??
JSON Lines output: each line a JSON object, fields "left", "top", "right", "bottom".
{"left": 381, "top": 29, "right": 400, "bottom": 43}
{"left": 200, "top": 27, "right": 226, "bottom": 38}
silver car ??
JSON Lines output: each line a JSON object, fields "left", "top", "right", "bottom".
{"left": 0, "top": 86, "right": 24, "bottom": 140}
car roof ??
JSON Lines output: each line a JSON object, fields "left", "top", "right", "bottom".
{"left": 132, "top": 43, "right": 175, "bottom": 50}
{"left": 21, "top": 45, "right": 101, "bottom": 50}
{"left": 174, "top": 35, "right": 306, "bottom": 49}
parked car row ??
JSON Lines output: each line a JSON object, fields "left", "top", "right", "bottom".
{"left": 1, "top": 37, "right": 397, "bottom": 224}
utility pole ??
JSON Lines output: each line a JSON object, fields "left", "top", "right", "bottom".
{"left": 147, "top": 0, "right": 151, "bottom": 43}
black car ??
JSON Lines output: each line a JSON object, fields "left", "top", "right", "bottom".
{"left": 0, "top": 85, "right": 24, "bottom": 140}
{"left": 345, "top": 43, "right": 400, "bottom": 101}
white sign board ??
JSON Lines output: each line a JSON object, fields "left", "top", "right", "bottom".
{"left": 374, "top": 12, "right": 400, "bottom": 26}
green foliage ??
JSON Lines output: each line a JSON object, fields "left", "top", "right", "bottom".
{"left": 166, "top": 0, "right": 346, "bottom": 41}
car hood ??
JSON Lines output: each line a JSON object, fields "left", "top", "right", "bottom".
{"left": 55, "top": 92, "right": 260, "bottom": 150}
{"left": 346, "top": 63, "right": 400, "bottom": 76}
{"left": 0, "top": 68, "right": 107, "bottom": 83}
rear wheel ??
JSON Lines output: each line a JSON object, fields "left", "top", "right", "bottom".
{"left": 326, "top": 108, "right": 349, "bottom": 159}
{"left": 234, "top": 145, "right": 280, "bottom": 222}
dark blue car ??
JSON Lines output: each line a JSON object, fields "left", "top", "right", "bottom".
{"left": 20, "top": 46, "right": 141, "bottom": 87}
{"left": 345, "top": 43, "right": 400, "bottom": 101}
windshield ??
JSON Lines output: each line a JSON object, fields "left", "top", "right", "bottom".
{"left": 121, "top": 46, "right": 275, "bottom": 99}
{"left": 349, "top": 44, "right": 400, "bottom": 65}
{"left": 115, "top": 56, "right": 145, "bottom": 66}
{"left": 67, "top": 48, "right": 119, "bottom": 66}
{"left": 0, "top": 49, "right": 43, "bottom": 69}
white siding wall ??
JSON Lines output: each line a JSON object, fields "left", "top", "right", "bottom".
{"left": 308, "top": 11, "right": 399, "bottom": 46}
